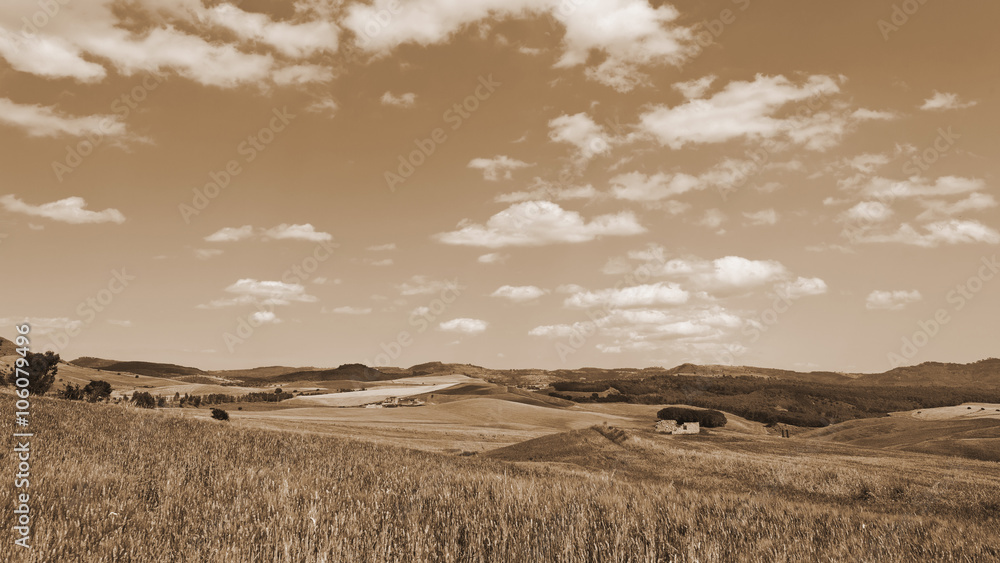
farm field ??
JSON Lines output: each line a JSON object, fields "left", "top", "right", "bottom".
{"left": 2, "top": 395, "right": 999, "bottom": 562}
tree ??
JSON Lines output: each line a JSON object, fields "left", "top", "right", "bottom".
{"left": 82, "top": 380, "right": 113, "bottom": 402}
{"left": 656, "top": 406, "right": 728, "bottom": 428}
{"left": 6, "top": 351, "right": 60, "bottom": 395}
{"left": 211, "top": 408, "right": 230, "bottom": 421}
{"left": 132, "top": 392, "right": 156, "bottom": 409}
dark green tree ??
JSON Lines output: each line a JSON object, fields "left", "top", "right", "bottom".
{"left": 132, "top": 391, "right": 156, "bottom": 409}
{"left": 6, "top": 351, "right": 60, "bottom": 395}
{"left": 82, "top": 380, "right": 113, "bottom": 402}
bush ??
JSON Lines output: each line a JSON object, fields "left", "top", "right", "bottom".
{"left": 5, "top": 351, "right": 60, "bottom": 395}
{"left": 656, "top": 407, "right": 728, "bottom": 428}
{"left": 61, "top": 384, "right": 84, "bottom": 401}
{"left": 82, "top": 380, "right": 112, "bottom": 402}
{"left": 132, "top": 392, "right": 156, "bottom": 409}
{"left": 211, "top": 408, "right": 230, "bottom": 421}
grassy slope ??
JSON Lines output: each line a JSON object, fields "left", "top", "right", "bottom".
{"left": 2, "top": 396, "right": 999, "bottom": 562}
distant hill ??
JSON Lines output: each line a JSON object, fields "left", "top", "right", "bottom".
{"left": 664, "top": 363, "right": 854, "bottom": 385}
{"left": 856, "top": 358, "right": 1000, "bottom": 387}
{"left": 0, "top": 336, "right": 17, "bottom": 356}
{"left": 209, "top": 366, "right": 321, "bottom": 379}
{"left": 268, "top": 363, "right": 396, "bottom": 383}
{"left": 69, "top": 358, "right": 206, "bottom": 378}
{"left": 802, "top": 417, "right": 1000, "bottom": 462}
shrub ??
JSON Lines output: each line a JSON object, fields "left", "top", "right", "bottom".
{"left": 211, "top": 408, "right": 230, "bottom": 421}
{"left": 61, "top": 384, "right": 84, "bottom": 401}
{"left": 132, "top": 392, "right": 156, "bottom": 409}
{"left": 82, "top": 380, "right": 113, "bottom": 402}
{"left": 5, "top": 351, "right": 60, "bottom": 395}
{"left": 656, "top": 407, "right": 728, "bottom": 428}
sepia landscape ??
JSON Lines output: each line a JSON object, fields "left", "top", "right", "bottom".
{"left": 2, "top": 0, "right": 999, "bottom": 560}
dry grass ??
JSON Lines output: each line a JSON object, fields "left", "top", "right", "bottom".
{"left": 2, "top": 395, "right": 998, "bottom": 562}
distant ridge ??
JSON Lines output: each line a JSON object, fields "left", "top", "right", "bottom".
{"left": 69, "top": 358, "right": 206, "bottom": 378}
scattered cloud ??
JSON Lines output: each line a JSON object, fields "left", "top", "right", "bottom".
{"left": 199, "top": 279, "right": 316, "bottom": 308}
{"left": 366, "top": 243, "right": 397, "bottom": 251}
{"left": 205, "top": 225, "right": 254, "bottom": 242}
{"left": 380, "top": 92, "right": 417, "bottom": 107}
{"left": 548, "top": 113, "right": 614, "bottom": 162}
{"left": 478, "top": 252, "right": 509, "bottom": 264}
{"left": 435, "top": 201, "right": 645, "bottom": 247}
{"left": 919, "top": 91, "right": 977, "bottom": 111}
{"left": 563, "top": 282, "right": 689, "bottom": 309}
{"left": 439, "top": 318, "right": 489, "bottom": 334}
{"left": 194, "top": 248, "right": 224, "bottom": 260}
{"left": 866, "top": 290, "right": 922, "bottom": 310}
{"left": 331, "top": 306, "right": 372, "bottom": 315}
{"left": 0, "top": 195, "right": 125, "bottom": 224}
{"left": 468, "top": 155, "right": 532, "bottom": 181}
{"left": 0, "top": 98, "right": 126, "bottom": 138}
{"left": 743, "top": 209, "right": 779, "bottom": 226}
{"left": 262, "top": 223, "right": 332, "bottom": 242}
{"left": 491, "top": 285, "right": 548, "bottom": 302}
{"left": 397, "top": 275, "right": 458, "bottom": 296}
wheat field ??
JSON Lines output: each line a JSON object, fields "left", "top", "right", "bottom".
{"left": 2, "top": 395, "right": 999, "bottom": 562}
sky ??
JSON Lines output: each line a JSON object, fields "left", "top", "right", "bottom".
{"left": 0, "top": 0, "right": 997, "bottom": 372}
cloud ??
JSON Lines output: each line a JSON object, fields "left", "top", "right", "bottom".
{"left": 844, "top": 153, "right": 890, "bottom": 174}
{"left": 306, "top": 97, "right": 338, "bottom": 117}
{"left": 563, "top": 283, "right": 689, "bottom": 309}
{"left": 439, "top": 318, "right": 489, "bottom": 334}
{"left": 919, "top": 91, "right": 977, "bottom": 111}
{"left": 205, "top": 225, "right": 254, "bottom": 242}
{"left": 697, "top": 209, "right": 727, "bottom": 231}
{"left": 250, "top": 311, "right": 281, "bottom": 325}
{"left": 0, "top": 195, "right": 125, "bottom": 224}
{"left": 380, "top": 91, "right": 417, "bottom": 107}
{"left": 194, "top": 248, "right": 224, "bottom": 260}
{"left": 673, "top": 75, "right": 716, "bottom": 99}
{"left": 0, "top": 317, "right": 83, "bottom": 337}
{"left": 364, "top": 258, "right": 394, "bottom": 267}
{"left": 917, "top": 193, "right": 997, "bottom": 221}
{"left": 396, "top": 275, "right": 458, "bottom": 296}
{"left": 639, "top": 74, "right": 842, "bottom": 149}
{"left": 854, "top": 220, "right": 1000, "bottom": 247}
{"left": 0, "top": 98, "right": 125, "bottom": 138}
{"left": 495, "top": 180, "right": 598, "bottom": 203}
{"left": 107, "top": 319, "right": 133, "bottom": 327}
{"left": 0, "top": 30, "right": 106, "bottom": 82}
{"left": 553, "top": 0, "right": 698, "bottom": 92}
{"left": 331, "top": 306, "right": 373, "bottom": 315}
{"left": 548, "top": 113, "right": 614, "bottom": 162}
{"left": 366, "top": 243, "right": 397, "bottom": 251}
{"left": 777, "top": 277, "right": 828, "bottom": 298}
{"left": 841, "top": 201, "right": 894, "bottom": 224}
{"left": 468, "top": 155, "right": 532, "bottom": 181}
{"left": 202, "top": 3, "right": 339, "bottom": 58}
{"left": 856, "top": 176, "right": 985, "bottom": 200}
{"left": 478, "top": 252, "right": 509, "bottom": 264}
{"left": 866, "top": 290, "right": 922, "bottom": 310}
{"left": 491, "top": 285, "right": 548, "bottom": 302}
{"left": 434, "top": 201, "right": 645, "bottom": 247}
{"left": 262, "top": 223, "right": 332, "bottom": 242}
{"left": 709, "top": 256, "right": 788, "bottom": 289}
{"left": 609, "top": 171, "right": 699, "bottom": 201}
{"left": 199, "top": 279, "right": 316, "bottom": 308}
{"left": 743, "top": 209, "right": 779, "bottom": 226}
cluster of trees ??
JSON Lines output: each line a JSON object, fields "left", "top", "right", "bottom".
{"left": 3, "top": 351, "right": 60, "bottom": 395}
{"left": 545, "top": 374, "right": 1000, "bottom": 427}
{"left": 62, "top": 380, "right": 113, "bottom": 402}
{"left": 656, "top": 407, "right": 728, "bottom": 428}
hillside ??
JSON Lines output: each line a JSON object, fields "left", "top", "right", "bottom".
{"left": 69, "top": 358, "right": 207, "bottom": 377}
{"left": 801, "top": 417, "right": 1000, "bottom": 462}
{"left": 858, "top": 358, "right": 1000, "bottom": 387}
{"left": 0, "top": 336, "right": 16, "bottom": 356}
{"left": 267, "top": 363, "right": 397, "bottom": 383}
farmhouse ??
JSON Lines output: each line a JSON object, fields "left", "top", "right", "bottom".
{"left": 655, "top": 420, "right": 700, "bottom": 435}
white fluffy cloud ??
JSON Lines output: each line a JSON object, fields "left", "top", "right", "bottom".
{"left": 468, "top": 155, "right": 532, "bottom": 181}
{"left": 205, "top": 225, "right": 254, "bottom": 242}
{"left": 855, "top": 220, "right": 1000, "bottom": 247}
{"left": 0, "top": 195, "right": 125, "bottom": 224}
{"left": 639, "top": 74, "right": 842, "bottom": 149}
{"left": 380, "top": 91, "right": 417, "bottom": 107}
{"left": 203, "top": 3, "right": 339, "bottom": 58}
{"left": 866, "top": 290, "right": 922, "bottom": 310}
{"left": 331, "top": 306, "right": 373, "bottom": 315}
{"left": 263, "top": 223, "right": 332, "bottom": 242}
{"left": 200, "top": 279, "right": 317, "bottom": 309}
{"left": 435, "top": 201, "right": 645, "bottom": 247}
{"left": 491, "top": 285, "right": 548, "bottom": 302}
{"left": 919, "top": 91, "right": 977, "bottom": 111}
{"left": 563, "top": 283, "right": 689, "bottom": 309}
{"left": 548, "top": 113, "right": 614, "bottom": 162}
{"left": 439, "top": 318, "right": 489, "bottom": 334}
{"left": 0, "top": 98, "right": 126, "bottom": 138}
{"left": 742, "top": 209, "right": 779, "bottom": 226}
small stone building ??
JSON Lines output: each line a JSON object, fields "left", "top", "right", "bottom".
{"left": 655, "top": 420, "right": 700, "bottom": 435}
